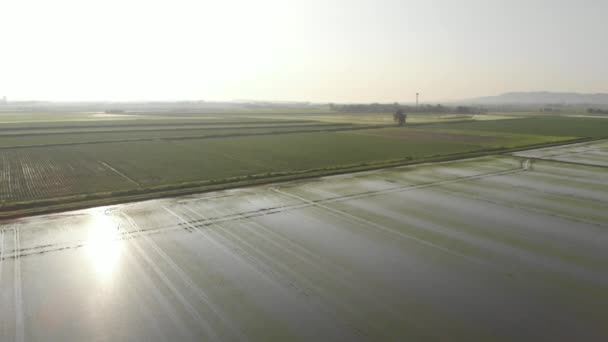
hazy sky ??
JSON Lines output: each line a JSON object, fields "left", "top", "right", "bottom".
{"left": 1, "top": 0, "right": 606, "bottom": 102}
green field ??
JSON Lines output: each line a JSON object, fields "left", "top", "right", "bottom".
{"left": 0, "top": 123, "right": 361, "bottom": 148}
{"left": 1, "top": 111, "right": 607, "bottom": 215}
{"left": 424, "top": 116, "right": 608, "bottom": 138}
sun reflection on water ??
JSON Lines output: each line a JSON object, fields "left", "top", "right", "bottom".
{"left": 85, "top": 210, "right": 123, "bottom": 281}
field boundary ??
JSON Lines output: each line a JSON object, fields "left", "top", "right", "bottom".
{"left": 0, "top": 120, "right": 317, "bottom": 131}
{"left": 99, "top": 161, "right": 141, "bottom": 186}
{"left": 0, "top": 120, "right": 483, "bottom": 150}
{"left": 0, "top": 123, "right": 354, "bottom": 137}
{"left": 0, "top": 124, "right": 391, "bottom": 150}
{"left": 512, "top": 156, "right": 608, "bottom": 170}
{"left": 0, "top": 136, "right": 602, "bottom": 221}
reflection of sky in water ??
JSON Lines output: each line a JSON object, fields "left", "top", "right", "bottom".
{"left": 85, "top": 210, "right": 123, "bottom": 282}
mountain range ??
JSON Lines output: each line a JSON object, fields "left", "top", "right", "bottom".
{"left": 468, "top": 92, "right": 608, "bottom": 105}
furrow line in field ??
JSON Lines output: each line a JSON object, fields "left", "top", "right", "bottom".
{"left": 480, "top": 173, "right": 608, "bottom": 203}
{"left": 0, "top": 120, "right": 316, "bottom": 132}
{"left": 545, "top": 148, "right": 606, "bottom": 159}
{"left": 512, "top": 165, "right": 608, "bottom": 187}
{"left": 104, "top": 217, "right": 196, "bottom": 339}
{"left": 512, "top": 141, "right": 607, "bottom": 159}
{"left": 3, "top": 224, "right": 193, "bottom": 260}
{"left": 117, "top": 251, "right": 176, "bottom": 340}
{"left": 0, "top": 124, "right": 385, "bottom": 150}
{"left": 440, "top": 184, "right": 608, "bottom": 229}
{"left": 100, "top": 161, "right": 140, "bottom": 186}
{"left": 14, "top": 227, "right": 24, "bottom": 342}
{"left": 166, "top": 206, "right": 313, "bottom": 297}
{"left": 524, "top": 149, "right": 594, "bottom": 159}
{"left": 0, "top": 153, "right": 8, "bottom": 200}
{"left": 208, "top": 205, "right": 454, "bottom": 340}
{"left": 165, "top": 206, "right": 365, "bottom": 340}
{"left": 516, "top": 156, "right": 608, "bottom": 169}
{"left": 120, "top": 212, "right": 233, "bottom": 342}
{"left": 0, "top": 229, "right": 4, "bottom": 283}
{"left": 180, "top": 203, "right": 310, "bottom": 229}
{"left": 306, "top": 165, "right": 528, "bottom": 206}
{"left": 207, "top": 148, "right": 271, "bottom": 170}
{"left": 119, "top": 225, "right": 222, "bottom": 341}
{"left": 548, "top": 156, "right": 608, "bottom": 168}
{"left": 0, "top": 123, "right": 354, "bottom": 138}
{"left": 386, "top": 191, "right": 608, "bottom": 284}
{"left": 174, "top": 165, "right": 527, "bottom": 235}
{"left": 272, "top": 188, "right": 490, "bottom": 267}
{"left": 164, "top": 206, "right": 332, "bottom": 336}
{"left": 176, "top": 205, "right": 382, "bottom": 340}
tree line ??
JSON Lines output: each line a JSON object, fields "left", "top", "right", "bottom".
{"left": 329, "top": 103, "right": 486, "bottom": 114}
{"left": 587, "top": 108, "right": 608, "bottom": 114}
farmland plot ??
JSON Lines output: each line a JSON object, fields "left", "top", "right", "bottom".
{"left": 0, "top": 149, "right": 136, "bottom": 203}
{"left": 3, "top": 115, "right": 604, "bottom": 208}
{"left": 1, "top": 141, "right": 607, "bottom": 341}
{"left": 513, "top": 139, "right": 608, "bottom": 167}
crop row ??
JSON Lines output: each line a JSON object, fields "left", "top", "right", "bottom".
{"left": 0, "top": 149, "right": 135, "bottom": 204}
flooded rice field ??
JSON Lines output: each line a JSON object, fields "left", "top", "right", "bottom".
{"left": 1, "top": 141, "right": 607, "bottom": 341}
{"left": 514, "top": 139, "right": 608, "bottom": 167}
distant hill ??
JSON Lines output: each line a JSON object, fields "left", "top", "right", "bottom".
{"left": 468, "top": 92, "right": 608, "bottom": 105}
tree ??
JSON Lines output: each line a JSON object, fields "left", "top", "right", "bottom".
{"left": 393, "top": 109, "right": 406, "bottom": 126}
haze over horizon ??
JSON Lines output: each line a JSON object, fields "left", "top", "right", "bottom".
{"left": 1, "top": 0, "right": 606, "bottom": 103}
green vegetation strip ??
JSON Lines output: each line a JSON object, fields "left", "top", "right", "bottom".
{"left": 0, "top": 124, "right": 389, "bottom": 150}
{"left": 0, "top": 119, "right": 316, "bottom": 131}
{"left": 425, "top": 116, "right": 608, "bottom": 138}
{"left": 0, "top": 136, "right": 595, "bottom": 220}
{"left": 0, "top": 123, "right": 353, "bottom": 137}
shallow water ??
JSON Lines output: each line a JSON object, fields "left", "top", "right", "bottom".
{"left": 1, "top": 142, "right": 607, "bottom": 341}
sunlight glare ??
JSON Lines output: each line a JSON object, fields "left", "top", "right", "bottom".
{"left": 85, "top": 211, "right": 123, "bottom": 281}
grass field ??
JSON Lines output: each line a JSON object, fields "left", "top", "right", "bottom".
{"left": 0, "top": 149, "right": 134, "bottom": 202}
{"left": 0, "top": 123, "right": 360, "bottom": 148}
{"left": 1, "top": 111, "right": 607, "bottom": 214}
{"left": 424, "top": 116, "right": 608, "bottom": 138}
{"left": 1, "top": 143, "right": 606, "bottom": 340}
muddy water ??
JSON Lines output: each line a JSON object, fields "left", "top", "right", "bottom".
{"left": 1, "top": 142, "right": 607, "bottom": 341}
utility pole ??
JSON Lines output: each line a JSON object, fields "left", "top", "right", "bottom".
{"left": 416, "top": 93, "right": 419, "bottom": 107}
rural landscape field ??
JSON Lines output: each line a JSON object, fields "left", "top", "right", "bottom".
{"left": 1, "top": 109, "right": 607, "bottom": 217}
{"left": 1, "top": 133, "right": 607, "bottom": 340}
{"left": 1, "top": 105, "right": 608, "bottom": 340}
{"left": 2, "top": 0, "right": 608, "bottom": 340}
